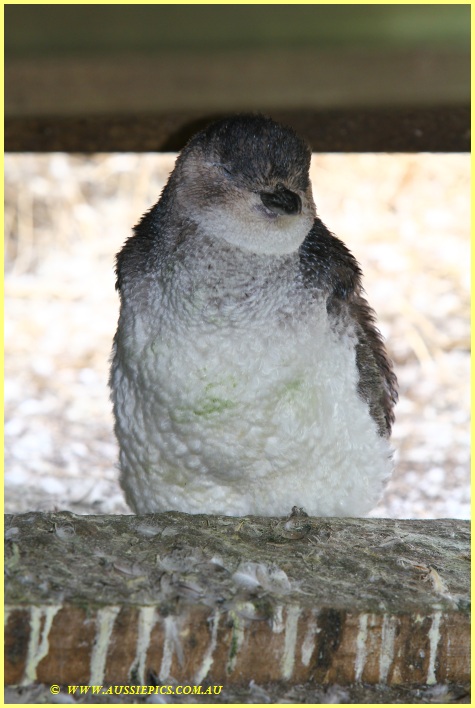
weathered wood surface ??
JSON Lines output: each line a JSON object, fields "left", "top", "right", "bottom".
{"left": 5, "top": 106, "right": 470, "bottom": 153}
{"left": 5, "top": 512, "right": 470, "bottom": 689}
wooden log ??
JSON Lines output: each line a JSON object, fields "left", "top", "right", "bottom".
{"left": 4, "top": 512, "right": 470, "bottom": 688}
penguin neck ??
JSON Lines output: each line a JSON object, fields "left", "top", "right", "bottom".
{"left": 174, "top": 229, "right": 299, "bottom": 288}
{"left": 162, "top": 230, "right": 305, "bottom": 327}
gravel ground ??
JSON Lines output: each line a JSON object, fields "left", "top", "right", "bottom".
{"left": 4, "top": 153, "right": 470, "bottom": 519}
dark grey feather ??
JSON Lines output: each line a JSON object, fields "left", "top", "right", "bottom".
{"left": 299, "top": 219, "right": 398, "bottom": 437}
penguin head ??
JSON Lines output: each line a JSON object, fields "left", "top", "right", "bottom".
{"left": 170, "top": 114, "right": 316, "bottom": 256}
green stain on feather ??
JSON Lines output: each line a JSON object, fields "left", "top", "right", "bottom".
{"left": 193, "top": 394, "right": 236, "bottom": 417}
{"left": 193, "top": 379, "right": 238, "bottom": 416}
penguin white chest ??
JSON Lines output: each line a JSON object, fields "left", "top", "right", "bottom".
{"left": 113, "top": 292, "right": 392, "bottom": 517}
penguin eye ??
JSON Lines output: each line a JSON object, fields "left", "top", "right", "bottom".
{"left": 208, "top": 162, "right": 233, "bottom": 178}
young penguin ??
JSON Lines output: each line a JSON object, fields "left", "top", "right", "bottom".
{"left": 110, "top": 114, "right": 397, "bottom": 517}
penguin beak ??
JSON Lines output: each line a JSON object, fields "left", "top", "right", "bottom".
{"left": 260, "top": 185, "right": 302, "bottom": 216}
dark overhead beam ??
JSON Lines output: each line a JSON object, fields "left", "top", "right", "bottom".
{"left": 5, "top": 107, "right": 470, "bottom": 153}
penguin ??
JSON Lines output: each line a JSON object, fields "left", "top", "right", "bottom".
{"left": 110, "top": 114, "right": 397, "bottom": 517}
